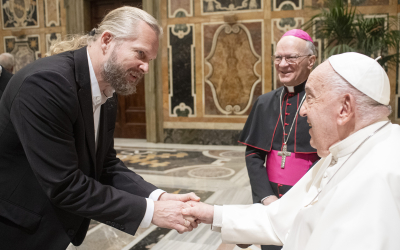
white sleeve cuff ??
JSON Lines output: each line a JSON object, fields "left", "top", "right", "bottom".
{"left": 211, "top": 205, "right": 223, "bottom": 232}
{"left": 139, "top": 198, "right": 154, "bottom": 228}
{"left": 149, "top": 189, "right": 166, "bottom": 201}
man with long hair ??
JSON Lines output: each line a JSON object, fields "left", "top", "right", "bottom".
{"left": 0, "top": 7, "right": 198, "bottom": 250}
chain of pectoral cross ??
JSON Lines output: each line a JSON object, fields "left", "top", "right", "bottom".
{"left": 277, "top": 88, "right": 306, "bottom": 169}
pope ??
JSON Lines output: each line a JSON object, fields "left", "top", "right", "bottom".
{"left": 183, "top": 52, "right": 400, "bottom": 250}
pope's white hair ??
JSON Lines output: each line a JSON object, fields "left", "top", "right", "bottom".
{"left": 329, "top": 69, "right": 391, "bottom": 123}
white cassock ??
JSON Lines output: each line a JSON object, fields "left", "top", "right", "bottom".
{"left": 212, "top": 120, "right": 400, "bottom": 249}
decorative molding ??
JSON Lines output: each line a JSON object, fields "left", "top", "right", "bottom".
{"left": 168, "top": 24, "right": 196, "bottom": 117}
{"left": 4, "top": 35, "right": 40, "bottom": 72}
{"left": 1, "top": 0, "right": 39, "bottom": 29}
{"left": 168, "top": 0, "right": 193, "bottom": 18}
{"left": 46, "top": 33, "right": 61, "bottom": 54}
{"left": 272, "top": 0, "right": 302, "bottom": 11}
{"left": 271, "top": 18, "right": 304, "bottom": 90}
{"left": 202, "top": 21, "right": 263, "bottom": 117}
{"left": 201, "top": 0, "right": 262, "bottom": 15}
{"left": 163, "top": 122, "right": 245, "bottom": 130}
{"left": 44, "top": 0, "right": 60, "bottom": 27}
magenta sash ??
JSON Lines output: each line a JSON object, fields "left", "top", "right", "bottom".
{"left": 266, "top": 150, "right": 319, "bottom": 186}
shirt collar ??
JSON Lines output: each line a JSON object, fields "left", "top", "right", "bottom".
{"left": 329, "top": 120, "right": 390, "bottom": 159}
{"left": 284, "top": 80, "right": 307, "bottom": 94}
{"left": 87, "top": 49, "right": 114, "bottom": 107}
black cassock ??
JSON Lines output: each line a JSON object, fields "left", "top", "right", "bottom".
{"left": 239, "top": 81, "right": 319, "bottom": 250}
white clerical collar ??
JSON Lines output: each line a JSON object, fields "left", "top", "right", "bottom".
{"left": 286, "top": 86, "right": 294, "bottom": 93}
{"left": 329, "top": 120, "right": 390, "bottom": 159}
{"left": 87, "top": 49, "right": 114, "bottom": 109}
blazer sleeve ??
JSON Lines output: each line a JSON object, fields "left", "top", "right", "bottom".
{"left": 245, "top": 146, "right": 275, "bottom": 203}
{"left": 100, "top": 138, "right": 158, "bottom": 198}
{"left": 10, "top": 71, "right": 147, "bottom": 235}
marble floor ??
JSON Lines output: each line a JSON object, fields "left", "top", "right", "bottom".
{"left": 66, "top": 139, "right": 261, "bottom": 250}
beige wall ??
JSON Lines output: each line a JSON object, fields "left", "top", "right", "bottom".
{"left": 160, "top": 0, "right": 400, "bottom": 144}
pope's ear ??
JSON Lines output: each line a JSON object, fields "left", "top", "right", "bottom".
{"left": 308, "top": 55, "right": 316, "bottom": 70}
{"left": 337, "top": 93, "right": 355, "bottom": 126}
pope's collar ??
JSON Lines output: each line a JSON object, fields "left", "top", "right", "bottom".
{"left": 328, "top": 120, "right": 390, "bottom": 159}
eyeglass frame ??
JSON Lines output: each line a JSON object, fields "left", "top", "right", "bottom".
{"left": 272, "top": 54, "right": 312, "bottom": 64}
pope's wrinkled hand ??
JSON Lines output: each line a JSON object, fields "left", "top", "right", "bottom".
{"left": 181, "top": 201, "right": 214, "bottom": 224}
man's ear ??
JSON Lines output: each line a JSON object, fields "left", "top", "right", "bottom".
{"left": 99, "top": 31, "right": 114, "bottom": 54}
{"left": 307, "top": 55, "right": 316, "bottom": 70}
{"left": 337, "top": 93, "right": 355, "bottom": 126}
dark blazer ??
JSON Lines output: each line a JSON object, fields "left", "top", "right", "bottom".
{"left": 0, "top": 66, "right": 13, "bottom": 99}
{"left": 0, "top": 47, "right": 157, "bottom": 250}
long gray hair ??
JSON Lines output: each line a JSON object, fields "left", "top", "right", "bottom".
{"left": 48, "top": 6, "right": 162, "bottom": 56}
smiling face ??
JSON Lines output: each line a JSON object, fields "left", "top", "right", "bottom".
{"left": 101, "top": 21, "right": 159, "bottom": 95}
{"left": 299, "top": 61, "right": 342, "bottom": 157}
{"left": 275, "top": 36, "right": 315, "bottom": 86}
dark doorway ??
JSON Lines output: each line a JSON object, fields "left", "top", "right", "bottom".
{"left": 90, "top": 0, "right": 146, "bottom": 139}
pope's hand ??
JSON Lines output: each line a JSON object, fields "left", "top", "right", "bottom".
{"left": 152, "top": 201, "right": 197, "bottom": 233}
{"left": 182, "top": 201, "right": 214, "bottom": 224}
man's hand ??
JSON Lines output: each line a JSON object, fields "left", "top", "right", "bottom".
{"left": 262, "top": 195, "right": 278, "bottom": 206}
{"left": 182, "top": 201, "right": 214, "bottom": 224}
{"left": 159, "top": 192, "right": 200, "bottom": 203}
{"left": 152, "top": 201, "right": 198, "bottom": 233}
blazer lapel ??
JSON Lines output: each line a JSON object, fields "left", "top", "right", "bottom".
{"left": 74, "top": 47, "right": 96, "bottom": 169}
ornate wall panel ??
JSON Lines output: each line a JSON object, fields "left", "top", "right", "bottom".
{"left": 168, "top": 24, "right": 196, "bottom": 117}
{"left": 2, "top": 0, "right": 39, "bottom": 29}
{"left": 160, "top": 0, "right": 400, "bottom": 144}
{"left": 272, "top": 0, "right": 302, "bottom": 11}
{"left": 44, "top": 0, "right": 61, "bottom": 27}
{"left": 4, "top": 35, "right": 40, "bottom": 72}
{"left": 168, "top": 0, "right": 193, "bottom": 18}
{"left": 201, "top": 0, "right": 262, "bottom": 14}
{"left": 46, "top": 32, "right": 61, "bottom": 53}
{"left": 203, "top": 21, "right": 263, "bottom": 117}
{"left": 271, "top": 18, "right": 304, "bottom": 90}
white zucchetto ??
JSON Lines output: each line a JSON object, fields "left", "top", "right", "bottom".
{"left": 328, "top": 52, "right": 390, "bottom": 105}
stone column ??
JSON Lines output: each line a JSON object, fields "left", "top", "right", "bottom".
{"left": 143, "top": 0, "right": 164, "bottom": 143}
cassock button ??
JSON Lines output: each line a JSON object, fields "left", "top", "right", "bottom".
{"left": 317, "top": 188, "right": 321, "bottom": 192}
{"left": 323, "top": 172, "right": 328, "bottom": 178}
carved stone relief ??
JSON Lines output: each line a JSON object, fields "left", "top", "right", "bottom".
{"left": 202, "top": 0, "right": 262, "bottom": 14}
{"left": 203, "top": 21, "right": 263, "bottom": 116}
{"left": 168, "top": 24, "right": 196, "bottom": 117}
{"left": 44, "top": 0, "right": 60, "bottom": 27}
{"left": 2, "top": 0, "right": 39, "bottom": 29}
{"left": 4, "top": 35, "right": 40, "bottom": 72}
{"left": 168, "top": 0, "right": 193, "bottom": 18}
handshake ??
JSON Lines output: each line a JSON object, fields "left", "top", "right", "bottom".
{"left": 151, "top": 192, "right": 214, "bottom": 234}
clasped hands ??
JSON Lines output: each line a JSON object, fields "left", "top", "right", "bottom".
{"left": 151, "top": 192, "right": 214, "bottom": 234}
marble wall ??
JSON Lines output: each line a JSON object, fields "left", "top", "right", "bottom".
{"left": 0, "top": 0, "right": 66, "bottom": 73}
{"left": 161, "top": 0, "right": 400, "bottom": 145}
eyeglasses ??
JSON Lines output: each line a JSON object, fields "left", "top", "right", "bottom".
{"left": 272, "top": 55, "right": 311, "bottom": 64}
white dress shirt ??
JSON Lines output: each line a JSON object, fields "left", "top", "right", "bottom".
{"left": 87, "top": 49, "right": 164, "bottom": 228}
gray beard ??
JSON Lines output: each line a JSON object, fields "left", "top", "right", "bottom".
{"left": 101, "top": 48, "right": 143, "bottom": 96}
